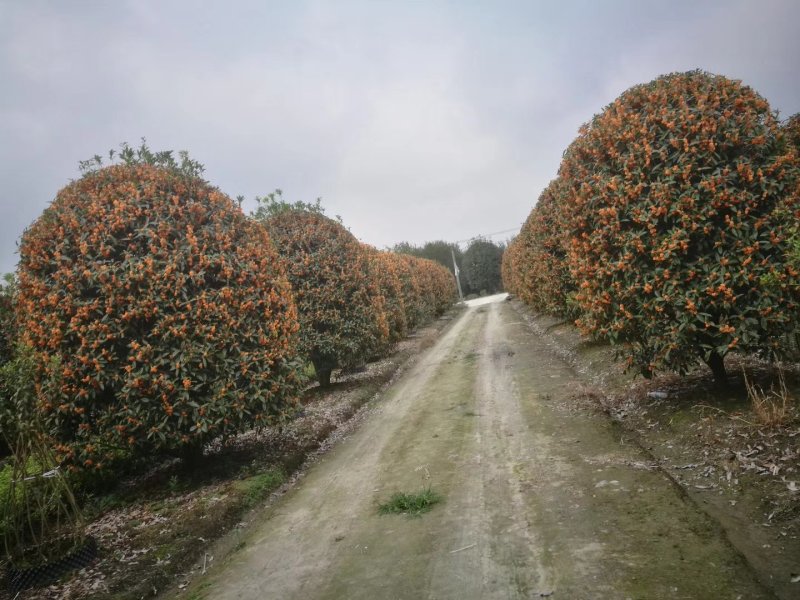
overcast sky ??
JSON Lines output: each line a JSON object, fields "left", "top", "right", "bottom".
{"left": 1, "top": 0, "right": 798, "bottom": 274}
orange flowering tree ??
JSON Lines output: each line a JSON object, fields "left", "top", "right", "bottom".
{"left": 509, "top": 179, "right": 576, "bottom": 316}
{"left": 16, "top": 152, "right": 301, "bottom": 469}
{"left": 392, "top": 253, "right": 426, "bottom": 330}
{"left": 255, "top": 199, "right": 388, "bottom": 387}
{"left": 411, "top": 257, "right": 457, "bottom": 317}
{"left": 504, "top": 215, "right": 543, "bottom": 306}
{"left": 434, "top": 260, "right": 458, "bottom": 312}
{"left": 778, "top": 114, "right": 800, "bottom": 324}
{"left": 783, "top": 113, "right": 800, "bottom": 152}
{"left": 366, "top": 248, "right": 408, "bottom": 347}
{"left": 562, "top": 71, "right": 800, "bottom": 381}
{"left": 513, "top": 214, "right": 539, "bottom": 307}
{"left": 500, "top": 236, "right": 520, "bottom": 296}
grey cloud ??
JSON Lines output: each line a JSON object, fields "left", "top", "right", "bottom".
{"left": 1, "top": 0, "right": 798, "bottom": 274}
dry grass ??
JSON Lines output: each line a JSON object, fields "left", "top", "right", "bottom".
{"left": 742, "top": 367, "right": 796, "bottom": 428}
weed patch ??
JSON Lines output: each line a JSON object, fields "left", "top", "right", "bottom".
{"left": 378, "top": 488, "right": 442, "bottom": 517}
{"left": 463, "top": 351, "right": 478, "bottom": 363}
{"left": 743, "top": 368, "right": 796, "bottom": 428}
{"left": 236, "top": 469, "right": 286, "bottom": 507}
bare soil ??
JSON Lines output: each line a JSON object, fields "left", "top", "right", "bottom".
{"left": 181, "top": 296, "right": 782, "bottom": 599}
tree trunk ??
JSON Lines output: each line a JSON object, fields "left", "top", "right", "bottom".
{"left": 317, "top": 368, "right": 332, "bottom": 388}
{"left": 179, "top": 441, "right": 205, "bottom": 470}
{"left": 704, "top": 351, "right": 728, "bottom": 385}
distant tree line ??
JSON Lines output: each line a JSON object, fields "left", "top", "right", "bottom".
{"left": 393, "top": 238, "right": 505, "bottom": 296}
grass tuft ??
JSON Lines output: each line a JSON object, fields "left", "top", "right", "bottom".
{"left": 378, "top": 487, "right": 442, "bottom": 517}
{"left": 236, "top": 468, "right": 286, "bottom": 507}
{"left": 743, "top": 368, "right": 796, "bottom": 428}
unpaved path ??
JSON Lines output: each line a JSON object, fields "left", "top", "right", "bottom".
{"left": 187, "top": 297, "right": 774, "bottom": 599}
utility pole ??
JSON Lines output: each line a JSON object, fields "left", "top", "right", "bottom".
{"left": 451, "top": 247, "right": 464, "bottom": 302}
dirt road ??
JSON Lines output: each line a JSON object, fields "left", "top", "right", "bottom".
{"left": 188, "top": 296, "right": 773, "bottom": 599}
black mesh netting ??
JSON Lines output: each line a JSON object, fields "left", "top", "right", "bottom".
{"left": 4, "top": 536, "right": 98, "bottom": 595}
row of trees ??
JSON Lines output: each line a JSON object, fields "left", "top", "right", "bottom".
{"left": 252, "top": 193, "right": 455, "bottom": 386}
{"left": 504, "top": 71, "right": 800, "bottom": 382}
{"left": 394, "top": 238, "right": 505, "bottom": 296}
{"left": 0, "top": 147, "right": 457, "bottom": 471}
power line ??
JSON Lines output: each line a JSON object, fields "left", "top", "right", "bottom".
{"left": 454, "top": 226, "right": 522, "bottom": 245}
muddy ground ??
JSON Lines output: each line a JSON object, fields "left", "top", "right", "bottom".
{"left": 180, "top": 296, "right": 797, "bottom": 599}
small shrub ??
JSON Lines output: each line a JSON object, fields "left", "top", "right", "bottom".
{"left": 0, "top": 274, "right": 16, "bottom": 367}
{"left": 0, "top": 275, "right": 16, "bottom": 457}
{"left": 0, "top": 347, "right": 85, "bottom": 568}
{"left": 378, "top": 487, "right": 442, "bottom": 517}
{"left": 0, "top": 346, "right": 47, "bottom": 445}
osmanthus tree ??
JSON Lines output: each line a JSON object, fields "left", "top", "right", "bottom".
{"left": 391, "top": 242, "right": 458, "bottom": 314}
{"left": 500, "top": 236, "right": 520, "bottom": 296}
{"left": 365, "top": 247, "right": 408, "bottom": 347}
{"left": 778, "top": 113, "right": 800, "bottom": 334}
{"left": 16, "top": 144, "right": 302, "bottom": 469}
{"left": 783, "top": 113, "right": 800, "bottom": 152}
{"left": 561, "top": 70, "right": 800, "bottom": 382}
{"left": 511, "top": 179, "right": 577, "bottom": 317}
{"left": 513, "top": 213, "right": 540, "bottom": 307}
{"left": 393, "top": 253, "right": 426, "bottom": 330}
{"left": 254, "top": 193, "right": 389, "bottom": 387}
{"left": 411, "top": 257, "right": 457, "bottom": 317}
